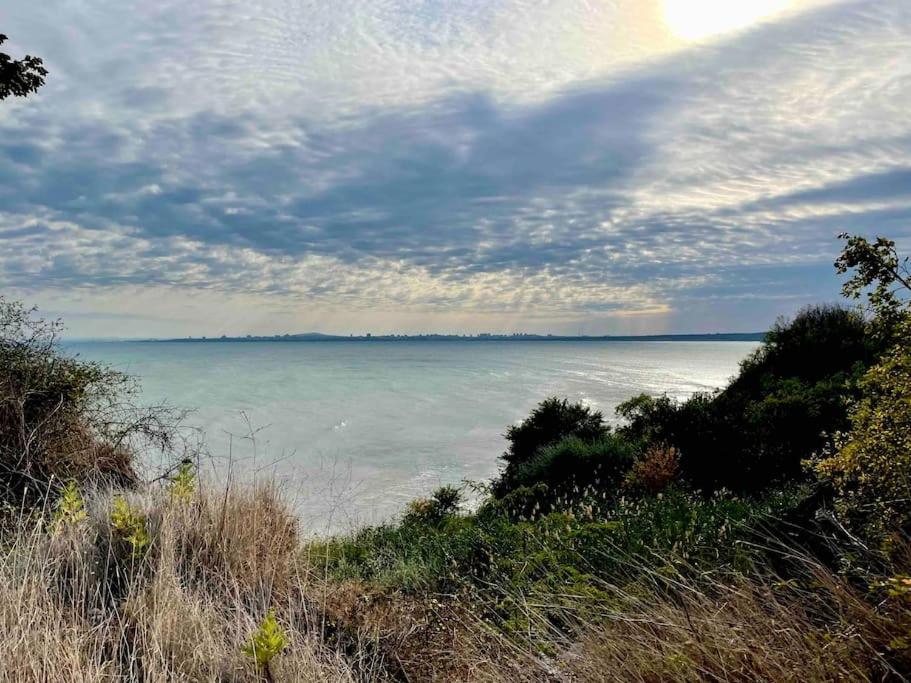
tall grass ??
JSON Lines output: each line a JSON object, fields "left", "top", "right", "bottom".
{"left": 2, "top": 478, "right": 909, "bottom": 681}
{"left": 0, "top": 483, "right": 356, "bottom": 682}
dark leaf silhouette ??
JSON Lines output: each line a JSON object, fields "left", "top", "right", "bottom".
{"left": 0, "top": 33, "right": 47, "bottom": 100}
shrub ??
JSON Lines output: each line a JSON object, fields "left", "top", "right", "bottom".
{"left": 732, "top": 304, "right": 874, "bottom": 393}
{"left": 403, "top": 485, "right": 462, "bottom": 525}
{"left": 624, "top": 445, "right": 680, "bottom": 494}
{"left": 169, "top": 460, "right": 196, "bottom": 502}
{"left": 0, "top": 298, "right": 183, "bottom": 510}
{"left": 430, "top": 484, "right": 461, "bottom": 515}
{"left": 495, "top": 398, "right": 609, "bottom": 496}
{"left": 509, "top": 434, "right": 635, "bottom": 497}
{"left": 479, "top": 482, "right": 552, "bottom": 521}
{"left": 815, "top": 320, "right": 911, "bottom": 543}
{"left": 110, "top": 495, "right": 151, "bottom": 559}
{"left": 618, "top": 305, "right": 875, "bottom": 493}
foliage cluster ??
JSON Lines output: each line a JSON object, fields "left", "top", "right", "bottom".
{"left": 110, "top": 495, "right": 152, "bottom": 559}
{"left": 487, "top": 302, "right": 878, "bottom": 510}
{"left": 316, "top": 233, "right": 911, "bottom": 663}
{"left": 169, "top": 460, "right": 196, "bottom": 502}
{"left": 0, "top": 297, "right": 185, "bottom": 511}
{"left": 0, "top": 34, "right": 46, "bottom": 100}
{"left": 52, "top": 480, "right": 88, "bottom": 529}
{"left": 624, "top": 444, "right": 680, "bottom": 493}
{"left": 505, "top": 433, "right": 635, "bottom": 499}
{"left": 836, "top": 232, "right": 911, "bottom": 341}
{"left": 318, "top": 486, "right": 801, "bottom": 597}
{"left": 495, "top": 397, "right": 608, "bottom": 495}
{"left": 618, "top": 304, "right": 876, "bottom": 493}
{"left": 403, "top": 484, "right": 462, "bottom": 524}
{"left": 815, "top": 314, "right": 911, "bottom": 543}
{"left": 814, "top": 327, "right": 911, "bottom": 540}
{"left": 244, "top": 609, "right": 289, "bottom": 673}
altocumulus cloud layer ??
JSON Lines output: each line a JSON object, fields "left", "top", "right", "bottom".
{"left": 0, "top": 0, "right": 909, "bottom": 336}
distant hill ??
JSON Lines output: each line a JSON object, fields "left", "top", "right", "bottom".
{"left": 151, "top": 332, "right": 765, "bottom": 343}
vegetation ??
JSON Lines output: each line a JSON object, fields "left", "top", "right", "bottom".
{"left": 617, "top": 303, "right": 876, "bottom": 493}
{"left": 52, "top": 480, "right": 88, "bottom": 529}
{"left": 1, "top": 233, "right": 911, "bottom": 680}
{"left": 815, "top": 235, "right": 911, "bottom": 546}
{"left": 494, "top": 397, "right": 609, "bottom": 495}
{"left": 0, "top": 297, "right": 181, "bottom": 516}
{"left": 815, "top": 320, "right": 911, "bottom": 544}
{"left": 244, "top": 609, "right": 289, "bottom": 677}
{"left": 836, "top": 232, "right": 911, "bottom": 341}
{"left": 0, "top": 33, "right": 46, "bottom": 100}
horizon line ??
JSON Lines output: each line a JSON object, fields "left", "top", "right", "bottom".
{"left": 64, "top": 331, "right": 767, "bottom": 343}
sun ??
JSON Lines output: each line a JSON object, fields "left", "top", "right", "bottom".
{"left": 662, "top": 0, "right": 794, "bottom": 42}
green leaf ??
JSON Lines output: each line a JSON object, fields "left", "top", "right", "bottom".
{"left": 243, "top": 609, "right": 287, "bottom": 669}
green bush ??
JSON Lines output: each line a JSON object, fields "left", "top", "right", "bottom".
{"left": 244, "top": 609, "right": 288, "bottom": 672}
{"left": 110, "top": 495, "right": 151, "bottom": 559}
{"left": 315, "top": 484, "right": 798, "bottom": 599}
{"left": 509, "top": 434, "right": 635, "bottom": 497}
{"left": 618, "top": 305, "right": 875, "bottom": 493}
{"left": 479, "top": 482, "right": 553, "bottom": 521}
{"left": 52, "top": 480, "right": 88, "bottom": 529}
{"left": 403, "top": 484, "right": 462, "bottom": 524}
{"left": 495, "top": 398, "right": 609, "bottom": 496}
{"left": 168, "top": 459, "right": 196, "bottom": 502}
{"left": 815, "top": 320, "right": 911, "bottom": 544}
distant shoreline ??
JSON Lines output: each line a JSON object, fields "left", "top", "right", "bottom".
{"left": 132, "top": 332, "right": 765, "bottom": 343}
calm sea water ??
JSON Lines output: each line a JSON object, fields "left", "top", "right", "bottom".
{"left": 65, "top": 340, "right": 757, "bottom": 532}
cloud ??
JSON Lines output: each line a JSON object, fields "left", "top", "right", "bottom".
{"left": 0, "top": 0, "right": 909, "bottom": 335}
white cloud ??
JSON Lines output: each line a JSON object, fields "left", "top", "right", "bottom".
{"left": 1, "top": 0, "right": 909, "bottom": 335}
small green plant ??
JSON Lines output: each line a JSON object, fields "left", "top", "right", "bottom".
{"left": 431, "top": 484, "right": 461, "bottom": 514}
{"left": 52, "top": 480, "right": 87, "bottom": 528}
{"left": 243, "top": 609, "right": 287, "bottom": 675}
{"left": 169, "top": 460, "right": 196, "bottom": 501}
{"left": 110, "top": 496, "right": 150, "bottom": 559}
{"left": 404, "top": 485, "right": 462, "bottom": 524}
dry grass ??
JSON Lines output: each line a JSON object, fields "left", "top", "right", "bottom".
{"left": 1, "top": 480, "right": 909, "bottom": 682}
{"left": 564, "top": 578, "right": 895, "bottom": 682}
{"left": 0, "top": 481, "right": 544, "bottom": 682}
{"left": 0, "top": 484, "right": 357, "bottom": 682}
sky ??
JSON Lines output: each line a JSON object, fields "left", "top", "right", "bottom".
{"left": 0, "top": 0, "right": 909, "bottom": 338}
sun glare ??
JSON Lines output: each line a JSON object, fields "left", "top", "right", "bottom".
{"left": 662, "top": 0, "right": 794, "bottom": 42}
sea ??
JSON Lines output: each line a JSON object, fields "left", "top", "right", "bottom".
{"left": 64, "top": 340, "right": 758, "bottom": 533}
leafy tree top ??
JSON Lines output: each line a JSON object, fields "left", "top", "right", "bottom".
{"left": 0, "top": 33, "right": 47, "bottom": 100}
{"left": 835, "top": 232, "right": 911, "bottom": 336}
